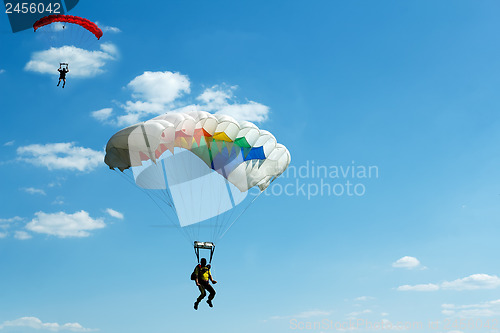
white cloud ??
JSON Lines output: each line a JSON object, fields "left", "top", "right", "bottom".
{"left": 397, "top": 274, "right": 500, "bottom": 292}
{"left": 52, "top": 197, "right": 65, "bottom": 205}
{"left": 48, "top": 178, "right": 65, "bottom": 188}
{"left": 91, "top": 108, "right": 113, "bottom": 122}
{"left": 0, "top": 216, "right": 23, "bottom": 223}
{"left": 269, "top": 310, "right": 333, "bottom": 321}
{"left": 346, "top": 309, "right": 372, "bottom": 319}
{"left": 128, "top": 71, "right": 191, "bottom": 104}
{"left": 197, "top": 85, "right": 234, "bottom": 109}
{"left": 0, "top": 217, "right": 22, "bottom": 232}
{"left": 0, "top": 232, "right": 7, "bottom": 238}
{"left": 4, "top": 140, "right": 14, "bottom": 146}
{"left": 0, "top": 316, "right": 96, "bottom": 332}
{"left": 106, "top": 208, "right": 124, "bottom": 219}
{"left": 443, "top": 299, "right": 500, "bottom": 310}
{"left": 442, "top": 274, "right": 500, "bottom": 291}
{"left": 355, "top": 296, "right": 374, "bottom": 301}
{"left": 0, "top": 69, "right": 5, "bottom": 74}
{"left": 23, "top": 187, "right": 46, "bottom": 195}
{"left": 17, "top": 143, "right": 104, "bottom": 172}
{"left": 397, "top": 283, "right": 440, "bottom": 292}
{"left": 216, "top": 101, "right": 269, "bottom": 122}
{"left": 93, "top": 72, "right": 271, "bottom": 127}
{"left": 295, "top": 310, "right": 333, "bottom": 319}
{"left": 99, "top": 43, "right": 119, "bottom": 57}
{"left": 95, "top": 22, "right": 121, "bottom": 33}
{"left": 442, "top": 299, "right": 500, "bottom": 318}
{"left": 14, "top": 231, "right": 32, "bottom": 240}
{"left": 25, "top": 44, "right": 117, "bottom": 78}
{"left": 26, "top": 211, "right": 106, "bottom": 238}
{"left": 199, "top": 85, "right": 269, "bottom": 122}
{"left": 104, "top": 26, "right": 121, "bottom": 33}
{"left": 392, "top": 256, "right": 422, "bottom": 269}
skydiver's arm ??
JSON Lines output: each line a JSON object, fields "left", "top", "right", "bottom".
{"left": 194, "top": 267, "right": 200, "bottom": 286}
{"left": 209, "top": 273, "right": 217, "bottom": 284}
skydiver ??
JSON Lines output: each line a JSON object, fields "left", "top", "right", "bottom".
{"left": 57, "top": 63, "right": 69, "bottom": 88}
{"left": 193, "top": 258, "right": 217, "bottom": 310}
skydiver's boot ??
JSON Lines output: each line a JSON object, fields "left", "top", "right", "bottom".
{"left": 194, "top": 301, "right": 199, "bottom": 310}
{"left": 63, "top": 82, "right": 65, "bottom": 88}
{"left": 57, "top": 81, "right": 60, "bottom": 86}
{"left": 207, "top": 299, "right": 213, "bottom": 307}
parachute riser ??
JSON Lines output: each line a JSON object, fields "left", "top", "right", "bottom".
{"left": 194, "top": 241, "right": 215, "bottom": 264}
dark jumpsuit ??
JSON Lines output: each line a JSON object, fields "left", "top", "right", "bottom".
{"left": 58, "top": 68, "right": 68, "bottom": 79}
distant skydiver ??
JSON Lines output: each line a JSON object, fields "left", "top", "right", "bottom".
{"left": 57, "top": 63, "right": 69, "bottom": 88}
{"left": 193, "top": 258, "right": 217, "bottom": 310}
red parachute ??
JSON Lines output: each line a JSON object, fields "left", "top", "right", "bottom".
{"left": 33, "top": 15, "right": 103, "bottom": 40}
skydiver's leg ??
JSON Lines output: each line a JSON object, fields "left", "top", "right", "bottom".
{"left": 62, "top": 79, "right": 66, "bottom": 88}
{"left": 196, "top": 284, "right": 207, "bottom": 303}
{"left": 204, "top": 283, "right": 215, "bottom": 307}
{"left": 57, "top": 79, "right": 61, "bottom": 86}
{"left": 206, "top": 284, "right": 216, "bottom": 301}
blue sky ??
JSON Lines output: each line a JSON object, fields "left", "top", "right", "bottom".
{"left": 1, "top": 0, "right": 500, "bottom": 332}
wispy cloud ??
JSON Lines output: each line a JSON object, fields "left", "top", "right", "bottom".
{"left": 442, "top": 274, "right": 500, "bottom": 291}
{"left": 17, "top": 142, "right": 104, "bottom": 172}
{"left": 52, "top": 196, "right": 65, "bottom": 205}
{"left": 392, "top": 256, "right": 425, "bottom": 270}
{"left": 0, "top": 316, "right": 96, "bottom": 332}
{"left": 0, "top": 217, "right": 23, "bottom": 231}
{"left": 25, "top": 44, "right": 118, "bottom": 78}
{"left": 346, "top": 309, "right": 372, "bottom": 320}
{"left": 3, "top": 140, "right": 14, "bottom": 146}
{"left": 95, "top": 22, "right": 121, "bottom": 33}
{"left": 93, "top": 71, "right": 270, "bottom": 127}
{"left": 0, "top": 216, "right": 23, "bottom": 223}
{"left": 106, "top": 208, "right": 124, "bottom": 219}
{"left": 354, "top": 296, "right": 375, "bottom": 301}
{"left": 26, "top": 211, "right": 106, "bottom": 238}
{"left": 48, "top": 178, "right": 65, "bottom": 188}
{"left": 397, "top": 283, "right": 440, "bottom": 292}
{"left": 269, "top": 310, "right": 333, "bottom": 321}
{"left": 442, "top": 299, "right": 500, "bottom": 318}
{"left": 397, "top": 274, "right": 500, "bottom": 292}
{"left": 91, "top": 108, "right": 113, "bottom": 123}
{"left": 22, "top": 187, "right": 46, "bottom": 195}
{"left": 0, "top": 69, "right": 5, "bottom": 74}
{"left": 14, "top": 231, "right": 32, "bottom": 240}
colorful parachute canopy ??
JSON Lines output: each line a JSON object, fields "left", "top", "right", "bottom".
{"left": 105, "top": 111, "right": 290, "bottom": 192}
{"left": 105, "top": 111, "right": 290, "bottom": 242}
{"left": 33, "top": 15, "right": 103, "bottom": 40}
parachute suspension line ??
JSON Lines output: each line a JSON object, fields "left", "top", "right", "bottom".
{"left": 142, "top": 188, "right": 193, "bottom": 247}
{"left": 160, "top": 159, "right": 175, "bottom": 211}
{"left": 61, "top": 23, "right": 67, "bottom": 48}
{"left": 112, "top": 169, "right": 192, "bottom": 247}
{"left": 218, "top": 190, "right": 263, "bottom": 243}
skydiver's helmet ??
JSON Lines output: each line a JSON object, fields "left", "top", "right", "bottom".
{"left": 200, "top": 258, "right": 207, "bottom": 266}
